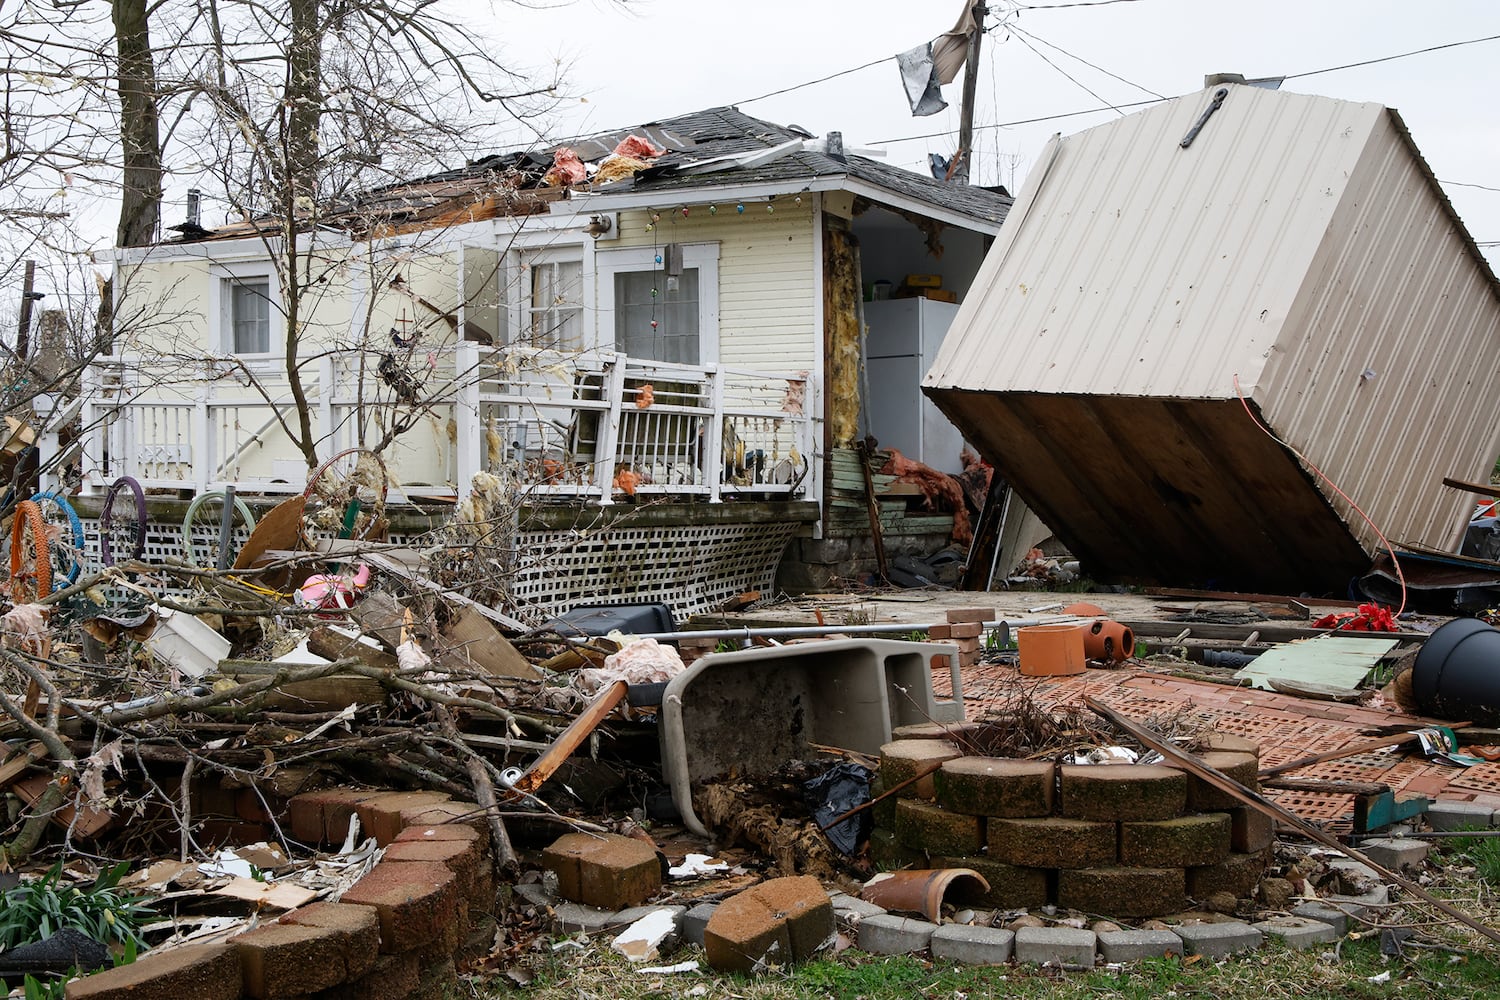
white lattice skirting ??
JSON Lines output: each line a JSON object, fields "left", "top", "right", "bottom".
{"left": 77, "top": 515, "right": 796, "bottom": 623}
{"left": 510, "top": 520, "right": 799, "bottom": 623}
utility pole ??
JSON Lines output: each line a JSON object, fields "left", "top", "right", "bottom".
{"left": 16, "top": 260, "right": 40, "bottom": 361}
{"left": 954, "top": 3, "right": 987, "bottom": 184}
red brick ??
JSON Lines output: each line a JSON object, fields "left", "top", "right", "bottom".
{"left": 398, "top": 803, "right": 490, "bottom": 849}
{"left": 927, "top": 623, "right": 953, "bottom": 640}
{"left": 289, "top": 788, "right": 380, "bottom": 845}
{"left": 744, "top": 876, "right": 834, "bottom": 960}
{"left": 954, "top": 637, "right": 981, "bottom": 653}
{"left": 703, "top": 891, "right": 791, "bottom": 973}
{"left": 354, "top": 791, "right": 453, "bottom": 846}
{"left": 310, "top": 952, "right": 418, "bottom": 1000}
{"left": 233, "top": 921, "right": 348, "bottom": 998}
{"left": 341, "top": 860, "right": 462, "bottom": 953}
{"left": 279, "top": 902, "right": 381, "bottom": 979}
{"left": 65, "top": 943, "right": 241, "bottom": 1000}
{"left": 946, "top": 607, "right": 996, "bottom": 624}
{"left": 879, "top": 740, "right": 962, "bottom": 800}
{"left": 950, "top": 622, "right": 984, "bottom": 639}
{"left": 541, "top": 832, "right": 661, "bottom": 909}
{"left": 1059, "top": 765, "right": 1186, "bottom": 821}
{"left": 385, "top": 838, "right": 490, "bottom": 914}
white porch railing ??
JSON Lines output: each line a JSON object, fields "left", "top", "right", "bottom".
{"left": 78, "top": 349, "right": 812, "bottom": 504}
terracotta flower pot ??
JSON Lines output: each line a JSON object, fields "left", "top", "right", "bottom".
{"left": 1016, "top": 623, "right": 1087, "bottom": 676}
{"left": 1083, "top": 619, "right": 1134, "bottom": 662}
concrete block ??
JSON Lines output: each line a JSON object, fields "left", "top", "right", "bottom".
{"left": 930, "top": 924, "right": 1015, "bottom": 965}
{"left": 1186, "top": 852, "right": 1267, "bottom": 900}
{"left": 288, "top": 788, "right": 380, "bottom": 846}
{"left": 936, "top": 757, "right": 1054, "bottom": 817}
{"left": 398, "top": 801, "right": 490, "bottom": 844}
{"left": 279, "top": 902, "right": 381, "bottom": 979}
{"left": 1057, "top": 867, "right": 1186, "bottom": 919}
{"left": 541, "top": 832, "right": 662, "bottom": 910}
{"left": 1291, "top": 901, "right": 1360, "bottom": 937}
{"left": 1328, "top": 886, "right": 1392, "bottom": 908}
{"left": 684, "top": 902, "right": 719, "bottom": 948}
{"left": 1059, "top": 765, "right": 1186, "bottom": 821}
{"left": 880, "top": 740, "right": 963, "bottom": 799}
{"left": 1200, "top": 733, "right": 1261, "bottom": 757}
{"left": 1184, "top": 753, "right": 1259, "bottom": 811}
{"left": 829, "top": 892, "right": 886, "bottom": 921}
{"left": 988, "top": 816, "right": 1116, "bottom": 868}
{"left": 1120, "top": 813, "right": 1231, "bottom": 867}
{"left": 702, "top": 877, "right": 832, "bottom": 972}
{"left": 857, "top": 914, "right": 939, "bottom": 955}
{"left": 703, "top": 892, "right": 791, "bottom": 972}
{"left": 1426, "top": 800, "right": 1497, "bottom": 831}
{"left": 894, "top": 798, "right": 984, "bottom": 856}
{"left": 1096, "top": 929, "right": 1183, "bottom": 963}
{"left": 1253, "top": 916, "right": 1339, "bottom": 950}
{"left": 233, "top": 922, "right": 348, "bottom": 999}
{"left": 340, "top": 861, "right": 462, "bottom": 953}
{"left": 1358, "top": 838, "right": 1431, "bottom": 871}
{"left": 1014, "top": 926, "right": 1097, "bottom": 967}
{"left": 1175, "top": 921, "right": 1263, "bottom": 959}
{"left": 870, "top": 828, "right": 925, "bottom": 870}
{"left": 64, "top": 943, "right": 241, "bottom": 1000}
{"left": 551, "top": 901, "right": 617, "bottom": 934}
{"left": 1228, "top": 806, "right": 1275, "bottom": 853}
{"left": 381, "top": 837, "right": 484, "bottom": 909}
{"left": 932, "top": 855, "right": 1050, "bottom": 909}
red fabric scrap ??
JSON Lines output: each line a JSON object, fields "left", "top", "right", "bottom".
{"left": 1311, "top": 602, "right": 1398, "bottom": 632}
{"left": 879, "top": 448, "right": 973, "bottom": 546}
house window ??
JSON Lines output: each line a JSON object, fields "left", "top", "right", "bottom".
{"left": 598, "top": 243, "right": 719, "bottom": 364}
{"left": 616, "top": 268, "right": 702, "bottom": 364}
{"left": 521, "top": 255, "right": 584, "bottom": 351}
{"left": 230, "top": 279, "right": 272, "bottom": 354}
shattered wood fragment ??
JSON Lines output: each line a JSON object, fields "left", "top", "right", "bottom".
{"left": 435, "top": 605, "right": 540, "bottom": 681}
{"left": 0, "top": 740, "right": 47, "bottom": 789}
{"left": 306, "top": 626, "right": 400, "bottom": 670}
{"left": 509, "top": 680, "right": 627, "bottom": 800}
{"left": 217, "top": 659, "right": 387, "bottom": 712}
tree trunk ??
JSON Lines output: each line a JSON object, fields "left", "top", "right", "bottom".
{"left": 282, "top": 0, "right": 325, "bottom": 467}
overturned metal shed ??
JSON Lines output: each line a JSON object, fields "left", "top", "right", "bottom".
{"left": 924, "top": 83, "right": 1500, "bottom": 592}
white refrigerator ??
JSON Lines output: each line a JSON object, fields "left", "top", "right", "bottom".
{"left": 864, "top": 298, "right": 968, "bottom": 474}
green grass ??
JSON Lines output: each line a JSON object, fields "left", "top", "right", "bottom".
{"left": 476, "top": 935, "right": 1500, "bottom": 1000}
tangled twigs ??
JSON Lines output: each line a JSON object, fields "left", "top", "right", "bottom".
{"left": 433, "top": 705, "right": 516, "bottom": 871}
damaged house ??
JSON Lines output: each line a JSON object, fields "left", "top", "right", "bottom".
{"left": 925, "top": 82, "right": 1500, "bottom": 594}
{"left": 86, "top": 107, "right": 1012, "bottom": 618}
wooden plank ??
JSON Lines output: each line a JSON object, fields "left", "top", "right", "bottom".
{"left": 1233, "top": 633, "right": 1400, "bottom": 691}
{"left": 1085, "top": 696, "right": 1500, "bottom": 950}
{"left": 510, "top": 680, "right": 627, "bottom": 799}
{"left": 1443, "top": 476, "right": 1500, "bottom": 500}
{"left": 0, "top": 741, "right": 47, "bottom": 789}
{"left": 1144, "top": 586, "right": 1364, "bottom": 610}
{"left": 1125, "top": 619, "right": 1430, "bottom": 644}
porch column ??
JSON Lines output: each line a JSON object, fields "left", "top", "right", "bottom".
{"left": 454, "top": 339, "right": 481, "bottom": 499}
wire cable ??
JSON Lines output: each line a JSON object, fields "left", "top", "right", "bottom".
{"left": 1284, "top": 32, "right": 1500, "bottom": 81}
{"left": 1231, "top": 374, "right": 1407, "bottom": 618}
{"left": 735, "top": 53, "right": 897, "bottom": 107}
{"left": 1007, "top": 22, "right": 1165, "bottom": 99}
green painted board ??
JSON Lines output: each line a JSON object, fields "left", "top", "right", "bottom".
{"left": 1234, "top": 633, "right": 1401, "bottom": 691}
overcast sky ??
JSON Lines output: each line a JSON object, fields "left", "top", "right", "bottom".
{"left": 496, "top": 0, "right": 1499, "bottom": 264}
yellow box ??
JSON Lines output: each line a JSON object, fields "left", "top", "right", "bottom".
{"left": 904, "top": 273, "right": 942, "bottom": 288}
{"left": 919, "top": 288, "right": 958, "bottom": 303}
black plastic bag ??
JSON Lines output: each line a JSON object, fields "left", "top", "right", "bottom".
{"left": 803, "top": 762, "right": 875, "bottom": 855}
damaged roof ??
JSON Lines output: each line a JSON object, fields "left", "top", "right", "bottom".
{"left": 167, "top": 106, "right": 1011, "bottom": 243}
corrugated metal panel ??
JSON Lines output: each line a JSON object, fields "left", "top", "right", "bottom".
{"left": 611, "top": 203, "right": 816, "bottom": 370}
{"left": 924, "top": 84, "right": 1500, "bottom": 590}
{"left": 925, "top": 85, "right": 1378, "bottom": 399}
{"left": 1257, "top": 108, "right": 1500, "bottom": 553}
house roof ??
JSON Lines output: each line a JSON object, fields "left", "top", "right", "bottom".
{"left": 163, "top": 106, "right": 1010, "bottom": 243}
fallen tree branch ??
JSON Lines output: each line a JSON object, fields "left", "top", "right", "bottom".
{"left": 434, "top": 705, "right": 516, "bottom": 870}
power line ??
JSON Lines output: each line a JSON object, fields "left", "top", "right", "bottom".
{"left": 1014, "top": 0, "right": 1148, "bottom": 8}
{"left": 1443, "top": 180, "right": 1500, "bottom": 194}
{"left": 1284, "top": 32, "right": 1500, "bottom": 80}
{"left": 1006, "top": 25, "right": 1126, "bottom": 115}
{"left": 735, "top": 53, "right": 896, "bottom": 107}
{"left": 1006, "top": 23, "right": 1165, "bottom": 99}
{"left": 871, "top": 98, "right": 1159, "bottom": 145}
{"left": 874, "top": 29, "right": 1500, "bottom": 146}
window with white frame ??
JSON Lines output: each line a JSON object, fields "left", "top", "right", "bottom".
{"left": 519, "top": 252, "right": 584, "bottom": 351}
{"left": 212, "top": 263, "right": 280, "bottom": 357}
{"left": 597, "top": 243, "right": 719, "bottom": 365}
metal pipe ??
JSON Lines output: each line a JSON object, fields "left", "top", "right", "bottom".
{"left": 615, "top": 617, "right": 1076, "bottom": 644}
